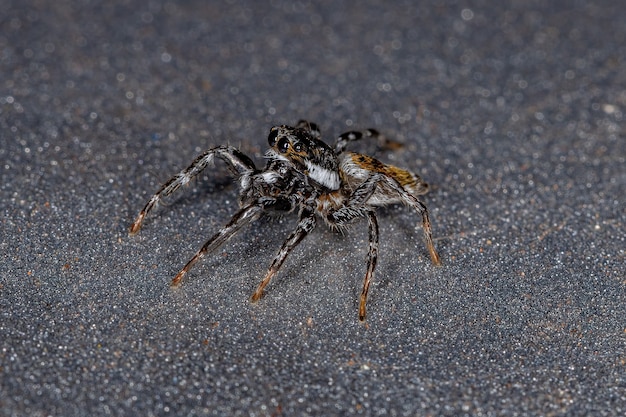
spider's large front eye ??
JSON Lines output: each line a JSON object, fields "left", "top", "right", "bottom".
{"left": 268, "top": 128, "right": 279, "bottom": 146}
{"left": 277, "top": 137, "right": 290, "bottom": 153}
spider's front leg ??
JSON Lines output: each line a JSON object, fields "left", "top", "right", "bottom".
{"left": 170, "top": 196, "right": 294, "bottom": 286}
{"left": 130, "top": 145, "right": 257, "bottom": 235}
{"left": 250, "top": 209, "right": 317, "bottom": 302}
{"left": 171, "top": 203, "right": 264, "bottom": 286}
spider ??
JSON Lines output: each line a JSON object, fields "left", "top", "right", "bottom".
{"left": 130, "top": 120, "right": 441, "bottom": 321}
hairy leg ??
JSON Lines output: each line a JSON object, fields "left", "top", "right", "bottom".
{"left": 373, "top": 174, "right": 441, "bottom": 266}
{"left": 359, "top": 211, "right": 379, "bottom": 321}
{"left": 250, "top": 210, "right": 317, "bottom": 302}
{"left": 130, "top": 146, "right": 257, "bottom": 235}
{"left": 328, "top": 172, "right": 440, "bottom": 265}
{"left": 334, "top": 129, "right": 402, "bottom": 154}
{"left": 171, "top": 203, "right": 263, "bottom": 286}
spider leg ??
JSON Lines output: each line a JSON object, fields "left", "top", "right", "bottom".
{"left": 171, "top": 203, "right": 263, "bottom": 286}
{"left": 323, "top": 173, "right": 438, "bottom": 319}
{"left": 130, "top": 146, "right": 257, "bottom": 235}
{"left": 372, "top": 173, "right": 441, "bottom": 266}
{"left": 296, "top": 120, "right": 321, "bottom": 138}
{"left": 328, "top": 173, "right": 440, "bottom": 266}
{"left": 414, "top": 198, "right": 441, "bottom": 266}
{"left": 359, "top": 211, "right": 379, "bottom": 321}
{"left": 334, "top": 129, "right": 402, "bottom": 154}
{"left": 320, "top": 186, "right": 381, "bottom": 320}
{"left": 250, "top": 209, "right": 317, "bottom": 302}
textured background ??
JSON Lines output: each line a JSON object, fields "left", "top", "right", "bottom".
{"left": 1, "top": 1, "right": 624, "bottom": 416}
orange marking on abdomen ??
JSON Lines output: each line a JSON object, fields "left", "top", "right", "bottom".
{"left": 350, "top": 154, "right": 419, "bottom": 189}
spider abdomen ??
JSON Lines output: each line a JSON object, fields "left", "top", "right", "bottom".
{"left": 339, "top": 153, "right": 430, "bottom": 206}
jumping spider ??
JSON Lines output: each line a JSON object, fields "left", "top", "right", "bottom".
{"left": 130, "top": 120, "right": 441, "bottom": 321}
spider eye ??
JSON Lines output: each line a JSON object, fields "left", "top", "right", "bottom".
{"left": 268, "top": 129, "right": 279, "bottom": 146}
{"left": 277, "top": 137, "right": 290, "bottom": 153}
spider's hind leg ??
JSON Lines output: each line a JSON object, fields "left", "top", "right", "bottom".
{"left": 372, "top": 173, "right": 441, "bottom": 266}
{"left": 334, "top": 128, "right": 403, "bottom": 154}
{"left": 359, "top": 211, "right": 379, "bottom": 321}
{"left": 130, "top": 145, "right": 257, "bottom": 235}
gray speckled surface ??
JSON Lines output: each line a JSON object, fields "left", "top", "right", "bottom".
{"left": 1, "top": 1, "right": 624, "bottom": 416}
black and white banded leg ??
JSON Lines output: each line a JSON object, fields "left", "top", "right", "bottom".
{"left": 359, "top": 211, "right": 379, "bottom": 321}
{"left": 334, "top": 129, "right": 402, "bottom": 154}
{"left": 323, "top": 187, "right": 382, "bottom": 320}
{"left": 171, "top": 203, "right": 264, "bottom": 286}
{"left": 130, "top": 146, "right": 257, "bottom": 235}
{"left": 367, "top": 173, "right": 441, "bottom": 266}
{"left": 250, "top": 209, "right": 317, "bottom": 302}
{"left": 325, "top": 172, "right": 440, "bottom": 319}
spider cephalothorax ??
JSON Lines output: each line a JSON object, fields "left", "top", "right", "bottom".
{"left": 130, "top": 120, "right": 441, "bottom": 321}
{"left": 267, "top": 125, "right": 341, "bottom": 191}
